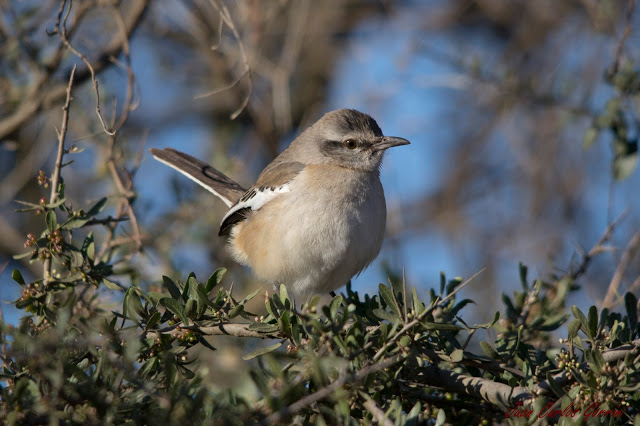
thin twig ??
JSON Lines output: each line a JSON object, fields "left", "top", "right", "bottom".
{"left": 362, "top": 395, "right": 394, "bottom": 426}
{"left": 57, "top": 0, "right": 114, "bottom": 136}
{"left": 261, "top": 355, "right": 404, "bottom": 425}
{"left": 44, "top": 64, "right": 76, "bottom": 285}
{"left": 570, "top": 209, "right": 629, "bottom": 280}
{"left": 205, "top": 0, "right": 252, "bottom": 119}
{"left": 612, "top": 0, "right": 635, "bottom": 73}
{"left": 602, "top": 231, "right": 640, "bottom": 309}
{"left": 0, "top": 260, "right": 8, "bottom": 358}
{"left": 0, "top": 0, "right": 148, "bottom": 141}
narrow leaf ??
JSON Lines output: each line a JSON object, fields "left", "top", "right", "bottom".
{"left": 45, "top": 210, "right": 57, "bottom": 232}
{"left": 206, "top": 268, "right": 226, "bottom": 293}
{"left": 378, "top": 283, "right": 401, "bottom": 318}
{"left": 587, "top": 305, "right": 598, "bottom": 340}
{"left": 160, "top": 298, "right": 188, "bottom": 325}
{"left": 243, "top": 341, "right": 283, "bottom": 360}
{"left": 624, "top": 292, "right": 638, "bottom": 334}
{"left": 162, "top": 276, "right": 182, "bottom": 300}
{"left": 86, "top": 197, "right": 108, "bottom": 217}
{"left": 480, "top": 341, "right": 500, "bottom": 360}
{"left": 11, "top": 269, "right": 25, "bottom": 285}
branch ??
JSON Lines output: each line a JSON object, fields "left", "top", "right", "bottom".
{"left": 146, "top": 322, "right": 283, "bottom": 340}
{"left": 44, "top": 64, "right": 76, "bottom": 285}
{"left": 570, "top": 209, "right": 629, "bottom": 280}
{"left": 602, "top": 232, "right": 640, "bottom": 309}
{"left": 362, "top": 396, "right": 394, "bottom": 426}
{"left": 0, "top": 0, "right": 149, "bottom": 140}
{"left": 261, "top": 354, "right": 405, "bottom": 425}
{"left": 421, "top": 338, "right": 640, "bottom": 412}
{"left": 203, "top": 0, "right": 252, "bottom": 119}
{"left": 611, "top": 0, "right": 635, "bottom": 73}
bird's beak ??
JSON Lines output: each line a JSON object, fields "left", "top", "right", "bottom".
{"left": 373, "top": 136, "right": 411, "bottom": 152}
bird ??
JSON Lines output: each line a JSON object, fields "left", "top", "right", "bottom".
{"left": 150, "top": 109, "right": 409, "bottom": 300}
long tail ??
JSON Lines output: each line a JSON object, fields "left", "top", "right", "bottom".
{"left": 150, "top": 148, "right": 245, "bottom": 207}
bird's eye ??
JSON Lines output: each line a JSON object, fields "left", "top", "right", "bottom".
{"left": 344, "top": 139, "right": 357, "bottom": 149}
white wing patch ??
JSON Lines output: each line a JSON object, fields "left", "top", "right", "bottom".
{"left": 221, "top": 184, "right": 291, "bottom": 224}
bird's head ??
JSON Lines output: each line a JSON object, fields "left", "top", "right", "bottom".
{"left": 291, "top": 109, "right": 410, "bottom": 172}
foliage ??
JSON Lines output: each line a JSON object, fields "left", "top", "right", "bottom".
{"left": 2, "top": 1, "right": 640, "bottom": 425}
{"left": 1, "top": 173, "right": 639, "bottom": 425}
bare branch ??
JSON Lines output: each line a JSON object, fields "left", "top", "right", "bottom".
{"left": 602, "top": 231, "right": 640, "bottom": 309}
{"left": 44, "top": 64, "right": 76, "bottom": 285}
{"left": 362, "top": 396, "right": 394, "bottom": 426}
{"left": 611, "top": 0, "right": 635, "bottom": 73}
{"left": 204, "top": 0, "right": 252, "bottom": 119}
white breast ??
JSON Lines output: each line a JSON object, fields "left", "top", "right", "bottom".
{"left": 229, "top": 165, "right": 386, "bottom": 299}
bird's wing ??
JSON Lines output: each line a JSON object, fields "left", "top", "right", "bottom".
{"left": 218, "top": 161, "right": 305, "bottom": 236}
{"left": 150, "top": 148, "right": 246, "bottom": 206}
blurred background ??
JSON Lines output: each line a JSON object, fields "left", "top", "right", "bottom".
{"left": 1, "top": 0, "right": 639, "bottom": 390}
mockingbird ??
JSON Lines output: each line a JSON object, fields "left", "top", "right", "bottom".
{"left": 151, "top": 109, "right": 409, "bottom": 299}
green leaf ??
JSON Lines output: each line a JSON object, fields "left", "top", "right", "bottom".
{"left": 540, "top": 313, "right": 569, "bottom": 331}
{"left": 279, "top": 284, "right": 290, "bottom": 306}
{"left": 162, "top": 276, "right": 182, "bottom": 300}
{"left": 406, "top": 402, "right": 421, "bottom": 426}
{"left": 13, "top": 251, "right": 35, "bottom": 260}
{"left": 138, "top": 357, "right": 159, "bottom": 378}
{"left": 445, "top": 277, "right": 463, "bottom": 295}
{"left": 206, "top": 268, "right": 226, "bottom": 293}
{"left": 582, "top": 127, "right": 599, "bottom": 150}
{"left": 624, "top": 292, "right": 638, "bottom": 334}
{"left": 411, "top": 287, "right": 425, "bottom": 315}
{"left": 435, "top": 408, "right": 445, "bottom": 426}
{"left": 60, "top": 218, "right": 91, "bottom": 230}
{"left": 378, "top": 283, "right": 401, "bottom": 318}
{"left": 587, "top": 305, "right": 598, "bottom": 340}
{"left": 102, "top": 278, "right": 123, "bottom": 291}
{"left": 247, "top": 322, "right": 281, "bottom": 333}
{"left": 81, "top": 233, "right": 94, "bottom": 261}
{"left": 241, "top": 288, "right": 261, "bottom": 305}
{"left": 86, "top": 197, "right": 108, "bottom": 217}
{"left": 480, "top": 341, "right": 500, "bottom": 360}
{"left": 124, "top": 287, "right": 145, "bottom": 319}
{"left": 243, "top": 341, "right": 283, "bottom": 360}
{"left": 373, "top": 308, "right": 397, "bottom": 323}
{"left": 11, "top": 269, "right": 25, "bottom": 285}
{"left": 195, "top": 284, "right": 217, "bottom": 311}
{"left": 145, "top": 311, "right": 162, "bottom": 331}
{"left": 182, "top": 275, "right": 197, "bottom": 302}
{"left": 45, "top": 210, "right": 57, "bottom": 232}
{"left": 228, "top": 304, "right": 244, "bottom": 318}
{"left": 449, "top": 349, "right": 464, "bottom": 363}
{"left": 571, "top": 305, "right": 589, "bottom": 337}
{"left": 422, "top": 322, "right": 463, "bottom": 331}
{"left": 45, "top": 198, "right": 66, "bottom": 209}
{"left": 473, "top": 311, "right": 500, "bottom": 329}
{"left": 518, "top": 262, "right": 528, "bottom": 290}
{"left": 612, "top": 140, "right": 638, "bottom": 181}
{"left": 568, "top": 318, "right": 581, "bottom": 340}
{"left": 329, "top": 295, "right": 343, "bottom": 320}
{"left": 545, "top": 372, "right": 564, "bottom": 398}
{"left": 184, "top": 299, "right": 198, "bottom": 319}
{"left": 199, "top": 335, "right": 217, "bottom": 352}
{"left": 450, "top": 298, "right": 474, "bottom": 317}
{"left": 160, "top": 297, "right": 188, "bottom": 325}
